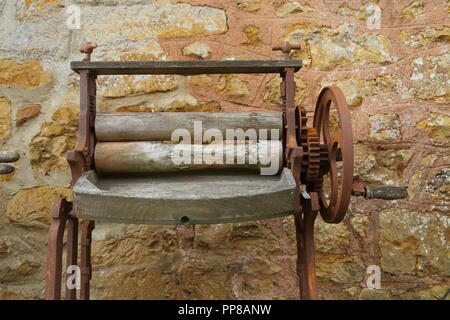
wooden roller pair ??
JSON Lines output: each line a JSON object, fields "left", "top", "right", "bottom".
{"left": 94, "top": 112, "right": 284, "bottom": 173}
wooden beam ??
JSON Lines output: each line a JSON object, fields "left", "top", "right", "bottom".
{"left": 71, "top": 60, "right": 302, "bottom": 75}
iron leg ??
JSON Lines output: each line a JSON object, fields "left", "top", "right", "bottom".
{"left": 295, "top": 192, "right": 319, "bottom": 300}
{"left": 45, "top": 198, "right": 72, "bottom": 300}
{"left": 65, "top": 216, "right": 79, "bottom": 300}
{"left": 80, "top": 220, "right": 95, "bottom": 300}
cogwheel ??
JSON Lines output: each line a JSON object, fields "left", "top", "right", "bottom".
{"left": 301, "top": 127, "right": 321, "bottom": 189}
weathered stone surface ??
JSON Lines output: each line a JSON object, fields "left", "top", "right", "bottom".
{"left": 243, "top": 278, "right": 276, "bottom": 294}
{"left": 114, "top": 101, "right": 220, "bottom": 112}
{"left": 322, "top": 75, "right": 396, "bottom": 107}
{"left": 421, "top": 152, "right": 450, "bottom": 167}
{"left": 93, "top": 265, "right": 180, "bottom": 299}
{"left": 30, "top": 104, "right": 79, "bottom": 173}
{"left": 0, "top": 60, "right": 51, "bottom": 87}
{"left": 88, "top": 40, "right": 179, "bottom": 99}
{"left": 336, "top": 3, "right": 379, "bottom": 21}
{"left": 282, "top": 24, "right": 391, "bottom": 68}
{"left": 237, "top": 0, "right": 261, "bottom": 12}
{"left": 194, "top": 224, "right": 232, "bottom": 249}
{"left": 398, "top": 285, "right": 449, "bottom": 300}
{"left": 92, "top": 225, "right": 178, "bottom": 265}
{"left": 242, "top": 25, "right": 262, "bottom": 45}
{"left": 74, "top": 0, "right": 151, "bottom": 4}
{"left": 316, "top": 254, "right": 365, "bottom": 283}
{"left": 84, "top": 4, "right": 228, "bottom": 41}
{"left": 19, "top": 0, "right": 64, "bottom": 21}
{"left": 6, "top": 186, "right": 72, "bottom": 226}
{"left": 229, "top": 222, "right": 280, "bottom": 252}
{"left": 0, "top": 98, "right": 11, "bottom": 140}
{"left": 242, "top": 256, "right": 282, "bottom": 275}
{"left": 175, "top": 255, "right": 236, "bottom": 299}
{"left": 153, "top": 100, "right": 221, "bottom": 112}
{"left": 409, "top": 54, "right": 449, "bottom": 103}
{"left": 369, "top": 113, "right": 401, "bottom": 142}
{"left": 216, "top": 75, "right": 249, "bottom": 96}
{"left": 336, "top": 4, "right": 366, "bottom": 19}
{"left": 0, "top": 289, "right": 26, "bottom": 300}
{"left": 315, "top": 217, "right": 350, "bottom": 252}
{"left": 84, "top": 243, "right": 296, "bottom": 300}
{"left": 98, "top": 74, "right": 178, "bottom": 98}
{"left": 416, "top": 113, "right": 450, "bottom": 143}
{"left": 115, "top": 106, "right": 151, "bottom": 112}
{"left": 354, "top": 145, "right": 412, "bottom": 185}
{"left": 399, "top": 27, "right": 450, "bottom": 47}
{"left": 379, "top": 209, "right": 450, "bottom": 276}
{"left": 264, "top": 76, "right": 306, "bottom": 105}
{"left": 425, "top": 169, "right": 449, "bottom": 201}
{"left": 350, "top": 214, "right": 369, "bottom": 238}
{"left": 16, "top": 104, "right": 41, "bottom": 127}
{"left": 187, "top": 74, "right": 213, "bottom": 86}
{"left": 193, "top": 222, "right": 280, "bottom": 254}
{"left": 0, "top": 9, "right": 70, "bottom": 59}
{"left": 400, "top": 1, "right": 424, "bottom": 20}
{"left": 344, "top": 286, "right": 360, "bottom": 297}
{"left": 182, "top": 42, "right": 211, "bottom": 59}
{"left": 223, "top": 54, "right": 252, "bottom": 61}
{"left": 0, "top": 235, "right": 41, "bottom": 283}
{"left": 273, "top": 1, "right": 315, "bottom": 17}
{"left": 359, "top": 288, "right": 392, "bottom": 300}
{"left": 408, "top": 171, "right": 423, "bottom": 199}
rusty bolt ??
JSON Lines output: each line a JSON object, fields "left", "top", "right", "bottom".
{"left": 351, "top": 180, "right": 366, "bottom": 197}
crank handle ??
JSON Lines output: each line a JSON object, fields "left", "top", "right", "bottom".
{"left": 364, "top": 186, "right": 408, "bottom": 200}
{"left": 352, "top": 181, "right": 408, "bottom": 200}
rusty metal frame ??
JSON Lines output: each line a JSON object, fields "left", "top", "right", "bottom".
{"left": 45, "top": 47, "right": 97, "bottom": 300}
{"left": 45, "top": 41, "right": 407, "bottom": 300}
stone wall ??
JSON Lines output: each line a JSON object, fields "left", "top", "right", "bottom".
{"left": 0, "top": 0, "right": 449, "bottom": 300}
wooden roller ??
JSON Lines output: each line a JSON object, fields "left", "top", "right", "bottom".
{"left": 94, "top": 141, "right": 282, "bottom": 173}
{"left": 95, "top": 112, "right": 282, "bottom": 142}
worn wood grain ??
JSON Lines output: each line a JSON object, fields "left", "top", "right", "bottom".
{"left": 94, "top": 141, "right": 282, "bottom": 173}
{"left": 71, "top": 60, "right": 302, "bottom": 75}
{"left": 95, "top": 112, "right": 283, "bottom": 142}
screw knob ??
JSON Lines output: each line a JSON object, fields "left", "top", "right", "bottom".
{"left": 80, "top": 42, "right": 97, "bottom": 61}
{"left": 272, "top": 41, "right": 301, "bottom": 59}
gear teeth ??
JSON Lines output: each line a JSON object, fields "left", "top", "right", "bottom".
{"left": 300, "top": 127, "right": 322, "bottom": 188}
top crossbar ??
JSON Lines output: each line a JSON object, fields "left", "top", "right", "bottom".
{"left": 71, "top": 60, "right": 302, "bottom": 75}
